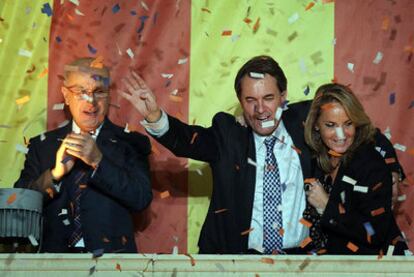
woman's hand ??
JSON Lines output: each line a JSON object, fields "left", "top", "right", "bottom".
{"left": 306, "top": 180, "right": 329, "bottom": 214}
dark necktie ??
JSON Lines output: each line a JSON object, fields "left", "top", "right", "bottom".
{"left": 263, "top": 136, "right": 283, "bottom": 254}
{"left": 68, "top": 168, "right": 87, "bottom": 247}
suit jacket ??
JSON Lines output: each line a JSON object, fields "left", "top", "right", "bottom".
{"left": 14, "top": 118, "right": 152, "bottom": 253}
{"left": 153, "top": 102, "right": 313, "bottom": 254}
{"left": 315, "top": 143, "right": 407, "bottom": 254}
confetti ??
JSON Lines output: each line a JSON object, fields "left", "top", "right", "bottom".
{"left": 353, "top": 185, "right": 368, "bottom": 193}
{"left": 340, "top": 191, "right": 345, "bottom": 203}
{"left": 16, "top": 95, "right": 30, "bottom": 105}
{"left": 291, "top": 145, "right": 302, "bottom": 154}
{"left": 136, "top": 15, "right": 149, "bottom": 33}
{"left": 214, "top": 208, "right": 228, "bottom": 214}
{"left": 112, "top": 4, "right": 120, "bottom": 14}
{"left": 346, "top": 242, "right": 359, "bottom": 252}
{"left": 305, "top": 2, "right": 315, "bottom": 10}
{"left": 221, "top": 30, "right": 232, "bottom": 36}
{"left": 69, "top": 0, "right": 80, "bottom": 5}
{"left": 261, "top": 120, "right": 275, "bottom": 128}
{"left": 328, "top": 149, "right": 342, "bottom": 157}
{"left": 304, "top": 178, "right": 317, "bottom": 184}
{"left": 278, "top": 227, "right": 284, "bottom": 236}
{"left": 373, "top": 51, "right": 383, "bottom": 64}
{"left": 58, "top": 209, "right": 68, "bottom": 216}
{"left": 303, "top": 85, "right": 310, "bottom": 95}
{"left": 287, "top": 31, "right": 298, "bottom": 42}
{"left": 62, "top": 219, "right": 70, "bottom": 225}
{"left": 79, "top": 184, "right": 87, "bottom": 189}
{"left": 371, "top": 207, "right": 385, "bottom": 216}
{"left": 115, "top": 263, "right": 121, "bottom": 271}
{"left": 169, "top": 95, "right": 183, "bottom": 102}
{"left": 338, "top": 203, "right": 346, "bottom": 214}
{"left": 41, "top": 3, "right": 53, "bottom": 17}
{"left": 121, "top": 236, "right": 127, "bottom": 245}
{"left": 141, "top": 1, "right": 149, "bottom": 11}
{"left": 75, "top": 9, "right": 85, "bottom": 16}
{"left": 124, "top": 123, "right": 130, "bottom": 133}
{"left": 201, "top": 7, "right": 211, "bottom": 13}
{"left": 160, "top": 190, "right": 170, "bottom": 199}
{"left": 55, "top": 36, "right": 62, "bottom": 44}
{"left": 342, "top": 175, "right": 357, "bottom": 185}
{"left": 389, "top": 92, "right": 396, "bottom": 105}
{"left": 252, "top": 17, "right": 260, "bottom": 33}
{"left": 298, "top": 258, "right": 311, "bottom": 271}
{"left": 89, "top": 265, "right": 96, "bottom": 275}
{"left": 16, "top": 144, "right": 29, "bottom": 154}
{"left": 87, "top": 44, "right": 97, "bottom": 55}
{"left": 6, "top": 193, "right": 17, "bottom": 205}
{"left": 28, "top": 234, "right": 38, "bottom": 246}
{"left": 249, "top": 72, "right": 264, "bottom": 79}
{"left": 45, "top": 187, "right": 54, "bottom": 198}
{"left": 178, "top": 57, "right": 188, "bottom": 64}
{"left": 299, "top": 218, "right": 312, "bottom": 228}
{"left": 90, "top": 56, "right": 104, "bottom": 69}
{"left": 92, "top": 248, "right": 104, "bottom": 258}
{"left": 126, "top": 48, "right": 134, "bottom": 58}
{"left": 363, "top": 222, "right": 375, "bottom": 236}
{"left": 247, "top": 158, "right": 257, "bottom": 167}
{"left": 161, "top": 73, "right": 174, "bottom": 79}
{"left": 347, "top": 63, "right": 354, "bottom": 73}
{"left": 384, "top": 157, "right": 396, "bottom": 164}
{"left": 288, "top": 12, "right": 299, "bottom": 24}
{"left": 241, "top": 228, "right": 254, "bottom": 236}
{"left": 184, "top": 253, "right": 196, "bottom": 266}
{"left": 397, "top": 194, "right": 406, "bottom": 202}
{"left": 384, "top": 127, "right": 391, "bottom": 140}
{"left": 393, "top": 143, "right": 406, "bottom": 152}
{"left": 275, "top": 107, "right": 283, "bottom": 121}
{"left": 382, "top": 17, "right": 390, "bottom": 30}
{"left": 386, "top": 245, "right": 395, "bottom": 256}
{"left": 335, "top": 127, "right": 345, "bottom": 140}
{"left": 18, "top": 48, "right": 32, "bottom": 57}
{"left": 300, "top": 237, "right": 312, "bottom": 248}
{"left": 190, "top": 132, "right": 198, "bottom": 144}
{"left": 372, "top": 182, "right": 383, "bottom": 191}
{"left": 38, "top": 68, "right": 48, "bottom": 79}
{"left": 260, "top": 257, "right": 274, "bottom": 264}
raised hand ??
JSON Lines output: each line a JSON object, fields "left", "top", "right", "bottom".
{"left": 63, "top": 132, "right": 103, "bottom": 168}
{"left": 119, "top": 71, "right": 161, "bottom": 122}
{"left": 306, "top": 180, "right": 329, "bottom": 214}
{"left": 51, "top": 140, "right": 75, "bottom": 181}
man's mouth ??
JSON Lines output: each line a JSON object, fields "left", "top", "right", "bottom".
{"left": 83, "top": 110, "right": 98, "bottom": 116}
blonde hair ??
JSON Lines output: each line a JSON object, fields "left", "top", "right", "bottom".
{"left": 304, "top": 83, "right": 376, "bottom": 173}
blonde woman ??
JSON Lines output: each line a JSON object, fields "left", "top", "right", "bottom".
{"left": 303, "top": 83, "right": 406, "bottom": 255}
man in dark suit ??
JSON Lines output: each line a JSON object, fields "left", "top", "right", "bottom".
{"left": 15, "top": 58, "right": 152, "bottom": 253}
{"left": 121, "top": 56, "right": 312, "bottom": 254}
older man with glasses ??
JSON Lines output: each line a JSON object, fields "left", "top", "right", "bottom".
{"left": 14, "top": 57, "right": 152, "bottom": 253}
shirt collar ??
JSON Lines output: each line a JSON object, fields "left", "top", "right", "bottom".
{"left": 71, "top": 120, "right": 104, "bottom": 140}
{"left": 254, "top": 120, "right": 288, "bottom": 152}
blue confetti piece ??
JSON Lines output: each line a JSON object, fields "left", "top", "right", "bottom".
{"left": 55, "top": 36, "right": 62, "bottom": 43}
{"left": 112, "top": 4, "right": 120, "bottom": 14}
{"left": 136, "top": 15, "right": 149, "bottom": 33}
{"left": 103, "top": 77, "right": 110, "bottom": 88}
{"left": 92, "top": 248, "right": 104, "bottom": 258}
{"left": 363, "top": 222, "right": 375, "bottom": 236}
{"left": 408, "top": 100, "right": 414, "bottom": 109}
{"left": 304, "top": 85, "right": 310, "bottom": 96}
{"left": 389, "top": 92, "right": 396, "bottom": 105}
{"left": 130, "top": 10, "right": 137, "bottom": 15}
{"left": 87, "top": 44, "right": 97, "bottom": 54}
{"left": 41, "top": 3, "right": 53, "bottom": 17}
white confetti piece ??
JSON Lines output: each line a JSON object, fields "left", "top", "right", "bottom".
{"left": 275, "top": 107, "right": 283, "bottom": 121}
{"left": 54, "top": 182, "right": 61, "bottom": 192}
{"left": 353, "top": 185, "right": 368, "bottom": 193}
{"left": 58, "top": 120, "right": 70, "bottom": 128}
{"left": 63, "top": 219, "right": 70, "bottom": 225}
{"left": 196, "top": 168, "right": 203, "bottom": 175}
{"left": 81, "top": 94, "right": 93, "bottom": 103}
{"left": 340, "top": 191, "right": 345, "bottom": 203}
{"left": 75, "top": 9, "right": 84, "bottom": 16}
{"left": 397, "top": 194, "right": 406, "bottom": 202}
{"left": 404, "top": 249, "right": 413, "bottom": 256}
{"left": 69, "top": 0, "right": 79, "bottom": 5}
{"left": 231, "top": 34, "right": 240, "bottom": 42}
{"left": 247, "top": 157, "right": 257, "bottom": 167}
{"left": 277, "top": 204, "right": 283, "bottom": 212}
{"left": 126, "top": 48, "right": 134, "bottom": 59}
{"left": 342, "top": 175, "right": 357, "bottom": 185}
{"left": 288, "top": 12, "right": 299, "bottom": 24}
{"left": 28, "top": 234, "right": 38, "bottom": 246}
{"left": 18, "top": 48, "right": 32, "bottom": 57}
{"left": 172, "top": 245, "right": 178, "bottom": 255}
{"left": 16, "top": 144, "right": 28, "bottom": 154}
{"left": 161, "top": 73, "right": 174, "bottom": 79}
{"left": 170, "top": 89, "right": 178, "bottom": 96}
{"left": 249, "top": 72, "right": 264, "bottom": 79}
{"left": 178, "top": 57, "right": 188, "bottom": 64}
{"left": 261, "top": 120, "right": 275, "bottom": 128}
{"left": 58, "top": 209, "right": 68, "bottom": 216}
{"left": 373, "top": 51, "right": 383, "bottom": 64}
{"left": 124, "top": 123, "right": 130, "bottom": 133}
{"left": 141, "top": 1, "right": 149, "bottom": 11}
{"left": 393, "top": 143, "right": 406, "bottom": 152}
{"left": 116, "top": 43, "right": 122, "bottom": 56}
{"left": 332, "top": 38, "right": 337, "bottom": 45}
{"left": 335, "top": 127, "right": 345, "bottom": 139}
{"left": 52, "top": 103, "right": 65, "bottom": 110}
{"left": 40, "top": 133, "right": 46, "bottom": 141}
{"left": 347, "top": 62, "right": 354, "bottom": 73}
{"left": 299, "top": 59, "right": 307, "bottom": 73}
{"left": 386, "top": 245, "right": 395, "bottom": 256}
{"left": 384, "top": 127, "right": 391, "bottom": 140}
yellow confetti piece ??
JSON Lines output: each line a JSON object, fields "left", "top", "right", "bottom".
{"left": 16, "top": 95, "right": 30, "bottom": 105}
{"left": 38, "top": 68, "right": 48, "bottom": 79}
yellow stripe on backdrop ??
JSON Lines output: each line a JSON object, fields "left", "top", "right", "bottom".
{"left": 188, "top": 1, "right": 334, "bottom": 253}
{"left": 0, "top": 1, "right": 52, "bottom": 188}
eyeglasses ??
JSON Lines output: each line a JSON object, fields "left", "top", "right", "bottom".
{"left": 65, "top": 86, "right": 109, "bottom": 101}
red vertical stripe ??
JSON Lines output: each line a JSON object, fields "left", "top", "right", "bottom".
{"left": 48, "top": 0, "right": 190, "bottom": 253}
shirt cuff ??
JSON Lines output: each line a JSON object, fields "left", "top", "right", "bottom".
{"left": 140, "top": 110, "right": 169, "bottom": 137}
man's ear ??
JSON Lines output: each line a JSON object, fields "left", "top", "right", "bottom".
{"left": 61, "top": 86, "right": 70, "bottom": 105}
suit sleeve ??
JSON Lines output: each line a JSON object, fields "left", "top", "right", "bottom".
{"left": 321, "top": 149, "right": 393, "bottom": 248}
{"left": 151, "top": 113, "right": 221, "bottom": 162}
{"left": 14, "top": 138, "right": 57, "bottom": 199}
{"left": 89, "top": 135, "right": 152, "bottom": 212}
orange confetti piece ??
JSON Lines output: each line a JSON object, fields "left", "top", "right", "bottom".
{"left": 328, "top": 149, "right": 342, "bottom": 157}
{"left": 385, "top": 157, "right": 396, "bottom": 164}
{"left": 160, "top": 190, "right": 170, "bottom": 199}
{"left": 90, "top": 56, "right": 104, "bottom": 69}
{"left": 377, "top": 249, "right": 384, "bottom": 260}
{"left": 260, "top": 257, "right": 274, "bottom": 264}
{"left": 241, "top": 228, "right": 254, "bottom": 236}
{"left": 45, "top": 187, "right": 54, "bottom": 199}
{"left": 121, "top": 236, "right": 127, "bottom": 245}
{"left": 214, "top": 208, "right": 228, "bottom": 214}
{"left": 305, "top": 2, "right": 315, "bottom": 10}
{"left": 115, "top": 263, "right": 121, "bottom": 271}
{"left": 317, "top": 248, "right": 327, "bottom": 254}
{"left": 346, "top": 241, "right": 359, "bottom": 252}
{"left": 291, "top": 145, "right": 302, "bottom": 154}
{"left": 66, "top": 14, "right": 74, "bottom": 21}
{"left": 38, "top": 68, "right": 48, "bottom": 79}
{"left": 244, "top": 18, "right": 252, "bottom": 24}
{"left": 382, "top": 17, "right": 390, "bottom": 31}
{"left": 6, "top": 193, "right": 17, "bottom": 205}
{"left": 367, "top": 234, "right": 372, "bottom": 244}
{"left": 79, "top": 184, "right": 87, "bottom": 189}
{"left": 221, "top": 30, "right": 232, "bottom": 36}
{"left": 338, "top": 203, "right": 346, "bottom": 214}
{"left": 201, "top": 7, "right": 211, "bottom": 13}
{"left": 408, "top": 148, "right": 414, "bottom": 156}
{"left": 322, "top": 0, "right": 334, "bottom": 3}
{"left": 299, "top": 218, "right": 313, "bottom": 228}
{"left": 304, "top": 178, "right": 316, "bottom": 184}
{"left": 321, "top": 103, "right": 336, "bottom": 111}
{"left": 16, "top": 95, "right": 30, "bottom": 105}
{"left": 190, "top": 132, "right": 198, "bottom": 144}
{"left": 371, "top": 207, "right": 385, "bottom": 216}
{"left": 300, "top": 236, "right": 312, "bottom": 248}
{"left": 372, "top": 182, "right": 383, "bottom": 191}
{"left": 184, "top": 253, "right": 196, "bottom": 266}
{"left": 169, "top": 95, "right": 183, "bottom": 102}
{"left": 278, "top": 228, "right": 285, "bottom": 237}
{"left": 253, "top": 17, "right": 260, "bottom": 33}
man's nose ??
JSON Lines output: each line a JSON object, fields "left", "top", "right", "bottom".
{"left": 254, "top": 101, "right": 264, "bottom": 113}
